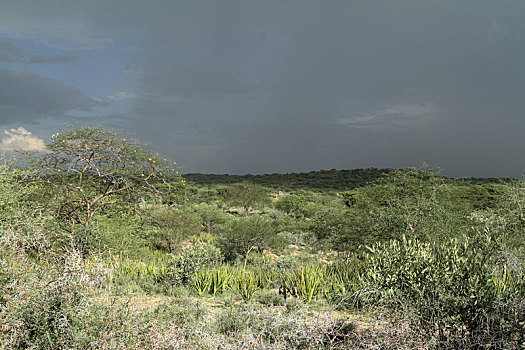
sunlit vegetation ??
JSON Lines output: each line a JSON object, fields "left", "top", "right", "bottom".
{"left": 0, "top": 126, "right": 523, "bottom": 348}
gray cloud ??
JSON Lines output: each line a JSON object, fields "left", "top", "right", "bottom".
{"left": 0, "top": 40, "right": 77, "bottom": 63}
{"left": 23, "top": 54, "right": 77, "bottom": 64}
{"left": 337, "top": 104, "right": 441, "bottom": 131}
{"left": 110, "top": 1, "right": 524, "bottom": 177}
{"left": 0, "top": 67, "right": 96, "bottom": 125}
{"left": 0, "top": 1, "right": 115, "bottom": 50}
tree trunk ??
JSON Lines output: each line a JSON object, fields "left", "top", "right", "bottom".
{"left": 243, "top": 246, "right": 254, "bottom": 270}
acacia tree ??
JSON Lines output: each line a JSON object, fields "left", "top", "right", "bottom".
{"left": 30, "top": 125, "right": 180, "bottom": 231}
{"left": 140, "top": 206, "right": 201, "bottom": 253}
{"left": 216, "top": 216, "right": 277, "bottom": 269}
{"left": 224, "top": 182, "right": 270, "bottom": 213}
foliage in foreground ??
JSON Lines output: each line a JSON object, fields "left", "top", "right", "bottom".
{"left": 1, "top": 126, "right": 525, "bottom": 349}
{"left": 364, "top": 232, "right": 525, "bottom": 347}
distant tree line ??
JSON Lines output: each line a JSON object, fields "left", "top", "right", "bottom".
{"left": 183, "top": 168, "right": 514, "bottom": 192}
{"left": 182, "top": 168, "right": 392, "bottom": 191}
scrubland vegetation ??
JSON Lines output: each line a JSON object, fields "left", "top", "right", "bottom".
{"left": 1, "top": 126, "right": 524, "bottom": 349}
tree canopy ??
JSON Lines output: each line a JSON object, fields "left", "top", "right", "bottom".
{"left": 29, "top": 125, "right": 181, "bottom": 230}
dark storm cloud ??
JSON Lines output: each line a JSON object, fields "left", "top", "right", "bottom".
{"left": 118, "top": 1, "right": 525, "bottom": 176}
{"left": 0, "top": 40, "right": 77, "bottom": 64}
{"left": 0, "top": 67, "right": 96, "bottom": 124}
{"left": 2, "top": 0, "right": 525, "bottom": 176}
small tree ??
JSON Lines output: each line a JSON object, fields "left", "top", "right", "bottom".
{"left": 224, "top": 182, "right": 270, "bottom": 213}
{"left": 217, "top": 216, "right": 276, "bottom": 269}
{"left": 141, "top": 205, "right": 201, "bottom": 253}
{"left": 29, "top": 125, "right": 180, "bottom": 231}
{"left": 193, "top": 203, "right": 227, "bottom": 235}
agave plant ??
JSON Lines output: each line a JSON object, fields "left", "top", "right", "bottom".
{"left": 254, "top": 266, "right": 277, "bottom": 289}
{"left": 323, "top": 260, "right": 363, "bottom": 308}
{"left": 492, "top": 265, "right": 525, "bottom": 296}
{"left": 236, "top": 270, "right": 259, "bottom": 301}
{"left": 191, "top": 268, "right": 213, "bottom": 296}
{"left": 286, "top": 264, "right": 324, "bottom": 303}
{"left": 210, "top": 265, "right": 235, "bottom": 295}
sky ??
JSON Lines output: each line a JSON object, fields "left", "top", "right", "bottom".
{"left": 0, "top": 0, "right": 524, "bottom": 177}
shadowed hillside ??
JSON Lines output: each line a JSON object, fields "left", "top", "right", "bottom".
{"left": 183, "top": 168, "right": 392, "bottom": 191}
{"left": 183, "top": 168, "right": 512, "bottom": 192}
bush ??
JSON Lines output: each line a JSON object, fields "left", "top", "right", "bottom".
{"left": 216, "top": 216, "right": 277, "bottom": 265}
{"left": 0, "top": 249, "right": 105, "bottom": 349}
{"left": 141, "top": 206, "right": 202, "bottom": 253}
{"left": 256, "top": 289, "right": 285, "bottom": 306}
{"left": 0, "top": 160, "right": 26, "bottom": 225}
{"left": 193, "top": 203, "right": 228, "bottom": 235}
{"left": 223, "top": 182, "right": 270, "bottom": 213}
{"left": 216, "top": 307, "right": 250, "bottom": 335}
{"left": 363, "top": 233, "right": 525, "bottom": 346}
{"left": 165, "top": 244, "right": 223, "bottom": 285}
{"left": 71, "top": 226, "right": 100, "bottom": 257}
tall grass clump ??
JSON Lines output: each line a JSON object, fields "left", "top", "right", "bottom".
{"left": 189, "top": 265, "right": 236, "bottom": 296}
{"left": 235, "top": 270, "right": 259, "bottom": 301}
{"left": 323, "top": 260, "right": 363, "bottom": 309}
{"left": 290, "top": 263, "right": 324, "bottom": 303}
{"left": 110, "top": 252, "right": 169, "bottom": 292}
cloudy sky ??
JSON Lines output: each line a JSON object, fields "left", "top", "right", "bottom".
{"left": 0, "top": 1, "right": 524, "bottom": 177}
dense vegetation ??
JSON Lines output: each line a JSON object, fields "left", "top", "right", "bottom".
{"left": 183, "top": 168, "right": 390, "bottom": 191}
{"left": 1, "top": 126, "right": 524, "bottom": 349}
{"left": 183, "top": 168, "right": 511, "bottom": 192}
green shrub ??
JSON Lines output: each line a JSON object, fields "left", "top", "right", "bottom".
{"left": 9, "top": 288, "right": 80, "bottom": 348}
{"left": 277, "top": 230, "right": 317, "bottom": 247}
{"left": 0, "top": 160, "right": 26, "bottom": 225}
{"left": 193, "top": 202, "right": 228, "bottom": 235}
{"left": 216, "top": 307, "right": 249, "bottom": 335}
{"left": 216, "top": 216, "right": 277, "bottom": 266}
{"left": 284, "top": 298, "right": 303, "bottom": 313}
{"left": 165, "top": 244, "right": 223, "bottom": 285}
{"left": 154, "top": 298, "right": 205, "bottom": 327}
{"left": 255, "top": 289, "right": 285, "bottom": 306}
{"left": 92, "top": 212, "right": 148, "bottom": 258}
{"left": 363, "top": 233, "right": 524, "bottom": 345}
{"left": 275, "top": 255, "right": 300, "bottom": 270}
{"left": 141, "top": 206, "right": 202, "bottom": 253}
{"left": 1, "top": 250, "right": 105, "bottom": 349}
{"left": 71, "top": 226, "right": 100, "bottom": 257}
{"left": 0, "top": 259, "right": 12, "bottom": 302}
{"left": 223, "top": 181, "right": 271, "bottom": 213}
{"left": 274, "top": 193, "right": 311, "bottom": 219}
